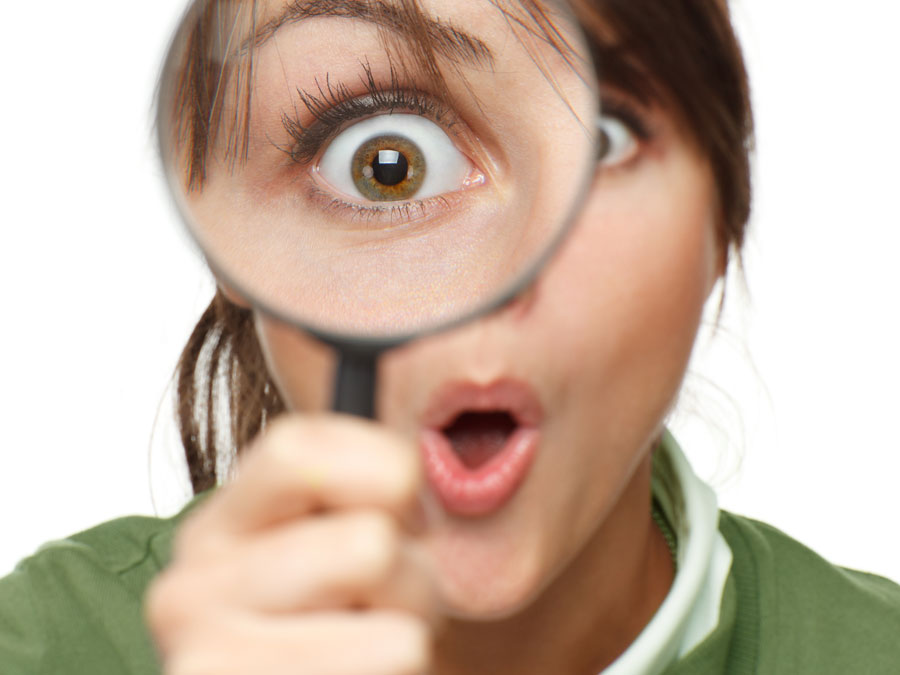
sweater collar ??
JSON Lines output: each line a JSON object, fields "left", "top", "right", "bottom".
{"left": 601, "top": 431, "right": 733, "bottom": 675}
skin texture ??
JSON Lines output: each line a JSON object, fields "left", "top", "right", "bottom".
{"left": 148, "top": 2, "right": 725, "bottom": 672}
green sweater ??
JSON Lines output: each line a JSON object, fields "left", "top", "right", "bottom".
{"left": 1, "top": 504, "right": 899, "bottom": 674}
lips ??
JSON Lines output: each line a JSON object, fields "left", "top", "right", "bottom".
{"left": 420, "top": 379, "right": 542, "bottom": 517}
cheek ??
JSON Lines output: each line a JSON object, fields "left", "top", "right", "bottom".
{"left": 486, "top": 154, "right": 720, "bottom": 606}
{"left": 526, "top": 152, "right": 720, "bottom": 539}
{"left": 253, "top": 315, "right": 335, "bottom": 412}
{"left": 548, "top": 155, "right": 720, "bottom": 408}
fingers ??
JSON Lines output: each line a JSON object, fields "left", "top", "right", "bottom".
{"left": 182, "top": 415, "right": 421, "bottom": 541}
{"left": 160, "top": 611, "right": 431, "bottom": 675}
{"left": 155, "top": 510, "right": 437, "bottom": 619}
{"left": 146, "top": 413, "right": 437, "bottom": 674}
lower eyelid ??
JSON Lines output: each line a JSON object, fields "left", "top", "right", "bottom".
{"left": 305, "top": 182, "right": 462, "bottom": 227}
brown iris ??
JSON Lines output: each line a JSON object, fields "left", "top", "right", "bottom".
{"left": 351, "top": 134, "right": 426, "bottom": 201}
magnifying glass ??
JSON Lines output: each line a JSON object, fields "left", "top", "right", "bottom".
{"left": 158, "top": 0, "right": 598, "bottom": 417}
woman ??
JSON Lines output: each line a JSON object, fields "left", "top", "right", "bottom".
{"left": 1, "top": 0, "right": 898, "bottom": 673}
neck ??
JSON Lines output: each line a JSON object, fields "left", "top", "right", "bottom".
{"left": 433, "top": 453, "right": 675, "bottom": 675}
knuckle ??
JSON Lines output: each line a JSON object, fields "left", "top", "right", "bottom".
{"left": 248, "top": 415, "right": 421, "bottom": 509}
{"left": 259, "top": 414, "right": 306, "bottom": 446}
{"left": 247, "top": 416, "right": 307, "bottom": 466}
{"left": 346, "top": 511, "right": 401, "bottom": 583}
{"left": 250, "top": 416, "right": 338, "bottom": 482}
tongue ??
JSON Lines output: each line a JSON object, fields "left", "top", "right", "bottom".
{"left": 443, "top": 412, "right": 517, "bottom": 470}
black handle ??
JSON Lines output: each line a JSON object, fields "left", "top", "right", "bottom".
{"left": 332, "top": 349, "right": 378, "bottom": 418}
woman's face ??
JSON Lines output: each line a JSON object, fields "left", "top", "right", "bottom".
{"left": 215, "top": 0, "right": 724, "bottom": 619}
{"left": 256, "top": 116, "right": 722, "bottom": 621}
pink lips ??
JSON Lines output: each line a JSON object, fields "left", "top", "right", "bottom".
{"left": 420, "top": 379, "right": 542, "bottom": 517}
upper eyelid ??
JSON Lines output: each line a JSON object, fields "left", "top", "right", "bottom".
{"left": 283, "top": 87, "right": 459, "bottom": 164}
{"left": 279, "top": 60, "right": 462, "bottom": 163}
{"left": 598, "top": 95, "right": 652, "bottom": 140}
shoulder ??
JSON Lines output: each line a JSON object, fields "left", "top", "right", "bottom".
{"left": 719, "top": 510, "right": 900, "bottom": 613}
{"left": 0, "top": 495, "right": 208, "bottom": 674}
{"left": 719, "top": 510, "right": 900, "bottom": 674}
{"left": 9, "top": 493, "right": 210, "bottom": 593}
{"left": 24, "top": 513, "right": 178, "bottom": 577}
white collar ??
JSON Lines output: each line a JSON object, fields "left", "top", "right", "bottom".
{"left": 601, "top": 431, "right": 733, "bottom": 675}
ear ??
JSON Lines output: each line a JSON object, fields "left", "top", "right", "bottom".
{"left": 217, "top": 278, "right": 252, "bottom": 309}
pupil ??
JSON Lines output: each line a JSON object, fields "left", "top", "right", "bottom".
{"left": 371, "top": 150, "right": 409, "bottom": 186}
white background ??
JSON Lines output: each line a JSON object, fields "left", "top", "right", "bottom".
{"left": 1, "top": 1, "right": 898, "bottom": 581}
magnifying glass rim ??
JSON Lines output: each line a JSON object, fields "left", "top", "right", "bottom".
{"left": 155, "top": 0, "right": 600, "bottom": 352}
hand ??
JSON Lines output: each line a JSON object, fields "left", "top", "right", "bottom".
{"left": 146, "top": 415, "right": 436, "bottom": 675}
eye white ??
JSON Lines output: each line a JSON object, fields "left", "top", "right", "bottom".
{"left": 317, "top": 114, "right": 472, "bottom": 201}
{"left": 597, "top": 115, "right": 638, "bottom": 167}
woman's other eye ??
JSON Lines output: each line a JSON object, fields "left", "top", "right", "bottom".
{"left": 596, "top": 113, "right": 639, "bottom": 168}
{"left": 316, "top": 114, "right": 479, "bottom": 203}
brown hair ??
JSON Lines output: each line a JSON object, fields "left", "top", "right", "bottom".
{"left": 168, "top": 0, "right": 754, "bottom": 493}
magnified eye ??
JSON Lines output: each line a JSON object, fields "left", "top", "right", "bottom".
{"left": 317, "top": 114, "right": 475, "bottom": 202}
{"left": 597, "top": 114, "right": 638, "bottom": 167}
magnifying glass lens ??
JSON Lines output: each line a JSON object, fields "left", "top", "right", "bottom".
{"left": 159, "top": 0, "right": 597, "bottom": 343}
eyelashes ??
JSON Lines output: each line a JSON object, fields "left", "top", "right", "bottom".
{"left": 282, "top": 61, "right": 457, "bottom": 164}
{"left": 282, "top": 72, "right": 654, "bottom": 170}
{"left": 600, "top": 98, "right": 651, "bottom": 141}
{"left": 276, "top": 65, "right": 656, "bottom": 222}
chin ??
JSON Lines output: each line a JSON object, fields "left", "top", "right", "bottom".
{"left": 427, "top": 524, "right": 552, "bottom": 621}
{"left": 437, "top": 581, "right": 545, "bottom": 622}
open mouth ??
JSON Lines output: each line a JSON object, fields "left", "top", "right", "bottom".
{"left": 442, "top": 411, "right": 518, "bottom": 471}
{"left": 420, "top": 380, "right": 542, "bottom": 517}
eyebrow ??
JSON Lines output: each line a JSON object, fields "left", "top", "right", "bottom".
{"left": 253, "top": 0, "right": 495, "bottom": 68}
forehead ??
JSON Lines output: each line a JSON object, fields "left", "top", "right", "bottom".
{"left": 246, "top": 0, "right": 579, "bottom": 68}
{"left": 254, "top": 0, "right": 537, "bottom": 32}
{"left": 255, "top": 0, "right": 485, "bottom": 40}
